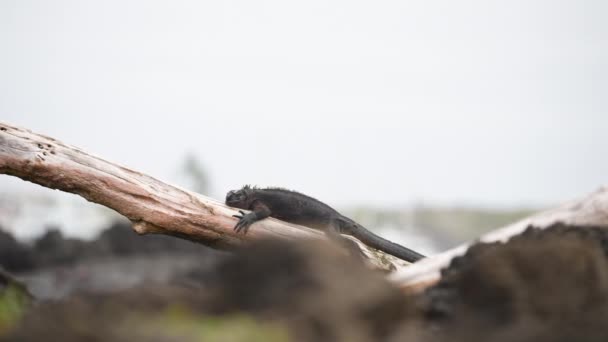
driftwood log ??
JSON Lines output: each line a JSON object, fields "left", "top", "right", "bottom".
{"left": 1, "top": 121, "right": 607, "bottom": 290}
{"left": 389, "top": 187, "right": 608, "bottom": 290}
{"left": 0, "top": 122, "right": 408, "bottom": 272}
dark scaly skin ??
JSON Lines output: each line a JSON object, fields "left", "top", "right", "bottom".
{"left": 225, "top": 186, "right": 425, "bottom": 263}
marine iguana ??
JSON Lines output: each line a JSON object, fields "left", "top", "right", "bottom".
{"left": 225, "top": 186, "right": 425, "bottom": 262}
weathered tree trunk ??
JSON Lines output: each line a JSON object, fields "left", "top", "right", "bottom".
{"left": 0, "top": 122, "right": 405, "bottom": 271}
{"left": 391, "top": 186, "right": 608, "bottom": 291}
{"left": 2, "top": 121, "right": 607, "bottom": 289}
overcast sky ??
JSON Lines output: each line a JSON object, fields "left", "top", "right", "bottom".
{"left": 1, "top": 0, "right": 607, "bottom": 208}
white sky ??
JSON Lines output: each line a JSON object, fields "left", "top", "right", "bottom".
{"left": 1, "top": 0, "right": 607, "bottom": 208}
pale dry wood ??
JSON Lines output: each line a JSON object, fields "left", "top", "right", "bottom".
{"left": 390, "top": 186, "right": 608, "bottom": 291}
{"left": 0, "top": 121, "right": 404, "bottom": 271}
{"left": 6, "top": 120, "right": 606, "bottom": 288}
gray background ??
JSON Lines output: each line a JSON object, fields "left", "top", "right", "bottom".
{"left": 1, "top": 0, "right": 607, "bottom": 208}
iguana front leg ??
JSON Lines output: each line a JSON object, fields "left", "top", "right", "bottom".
{"left": 232, "top": 200, "right": 271, "bottom": 234}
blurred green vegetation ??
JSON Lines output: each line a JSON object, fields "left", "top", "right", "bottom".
{"left": 0, "top": 277, "right": 31, "bottom": 334}
{"left": 146, "top": 308, "right": 290, "bottom": 342}
{"left": 348, "top": 206, "right": 537, "bottom": 249}
{"left": 412, "top": 206, "right": 535, "bottom": 246}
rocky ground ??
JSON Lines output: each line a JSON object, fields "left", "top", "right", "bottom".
{"left": 0, "top": 221, "right": 224, "bottom": 298}
{"left": 2, "top": 223, "right": 608, "bottom": 341}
